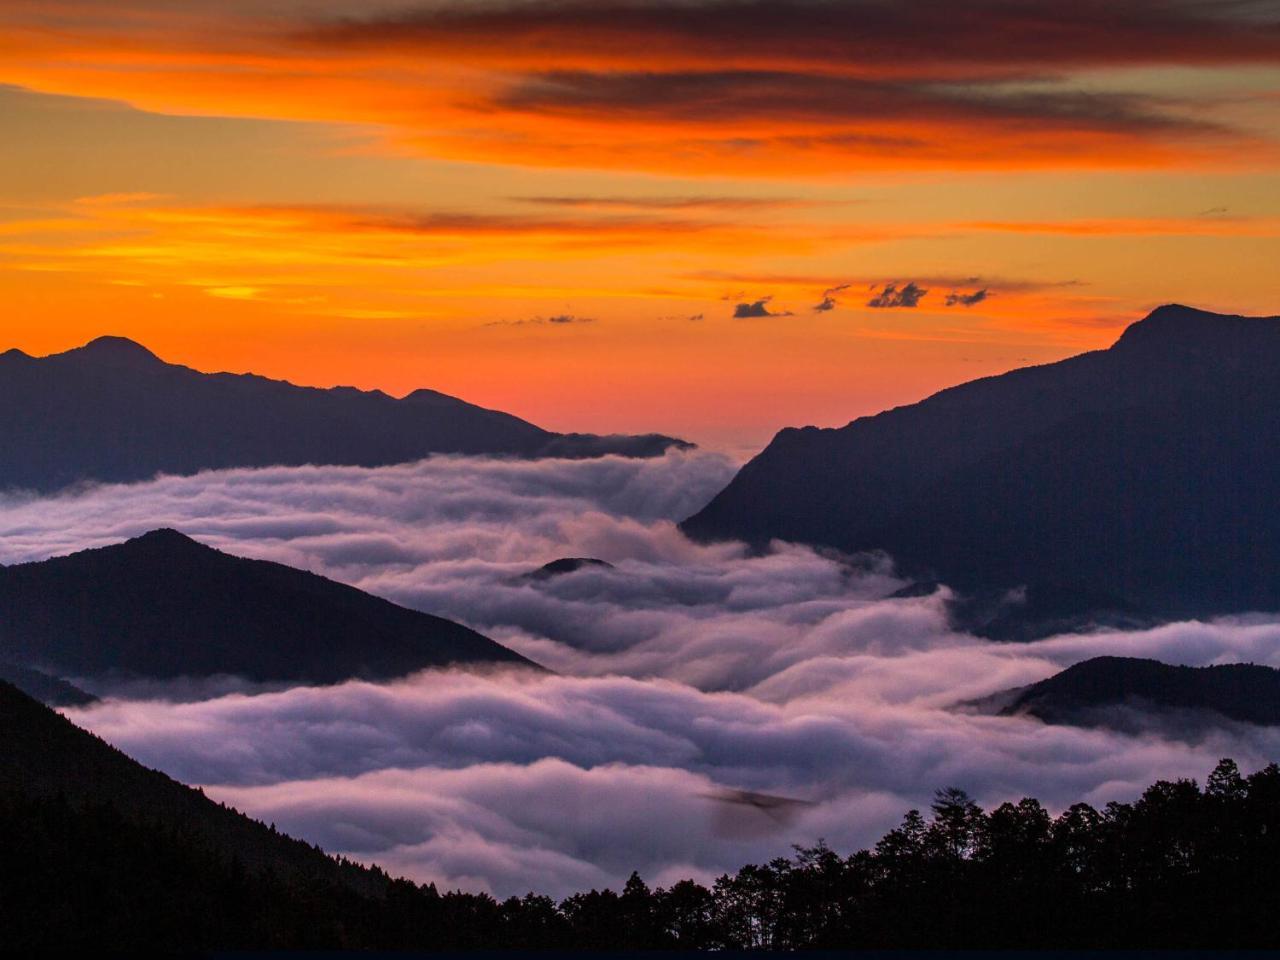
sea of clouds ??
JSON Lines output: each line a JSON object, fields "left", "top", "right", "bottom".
{"left": 4, "top": 450, "right": 1280, "bottom": 897}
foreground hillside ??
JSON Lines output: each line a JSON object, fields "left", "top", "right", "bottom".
{"left": 0, "top": 681, "right": 380, "bottom": 893}
{"left": 0, "top": 529, "right": 535, "bottom": 685}
{"left": 684, "top": 305, "right": 1280, "bottom": 638}
{"left": 4, "top": 681, "right": 1280, "bottom": 949}
{"left": 0, "top": 335, "right": 690, "bottom": 493}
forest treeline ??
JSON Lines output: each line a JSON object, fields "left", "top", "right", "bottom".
{"left": 3, "top": 758, "right": 1280, "bottom": 951}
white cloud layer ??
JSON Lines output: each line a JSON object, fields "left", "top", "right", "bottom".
{"left": 4, "top": 451, "right": 1280, "bottom": 898}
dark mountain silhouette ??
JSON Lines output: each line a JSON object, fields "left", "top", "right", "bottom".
{"left": 0, "top": 529, "right": 535, "bottom": 683}
{"left": 683, "top": 305, "right": 1280, "bottom": 638}
{"left": 989, "top": 656, "right": 1280, "bottom": 729}
{"left": 523, "top": 557, "right": 615, "bottom": 580}
{"left": 0, "top": 335, "right": 690, "bottom": 493}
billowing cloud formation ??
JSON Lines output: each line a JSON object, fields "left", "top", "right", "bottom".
{"left": 733, "top": 297, "right": 793, "bottom": 318}
{"left": 868, "top": 281, "right": 928, "bottom": 308}
{"left": 946, "top": 288, "right": 989, "bottom": 307}
{"left": 5, "top": 453, "right": 1280, "bottom": 898}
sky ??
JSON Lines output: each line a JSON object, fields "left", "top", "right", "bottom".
{"left": 7, "top": 450, "right": 1280, "bottom": 898}
{"left": 2, "top": 1, "right": 1279, "bottom": 447}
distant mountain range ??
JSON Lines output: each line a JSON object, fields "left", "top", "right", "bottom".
{"left": 683, "top": 305, "right": 1280, "bottom": 638}
{"left": 0, "top": 529, "right": 534, "bottom": 688}
{"left": 983, "top": 656, "right": 1280, "bottom": 730}
{"left": 0, "top": 335, "right": 690, "bottom": 493}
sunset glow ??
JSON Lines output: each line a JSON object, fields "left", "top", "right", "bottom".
{"left": 3, "top": 1, "right": 1279, "bottom": 446}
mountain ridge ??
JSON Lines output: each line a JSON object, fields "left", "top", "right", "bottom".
{"left": 0, "top": 335, "right": 691, "bottom": 493}
{"left": 682, "top": 305, "right": 1280, "bottom": 637}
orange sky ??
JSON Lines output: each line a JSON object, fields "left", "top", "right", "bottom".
{"left": 2, "top": 1, "right": 1279, "bottom": 449}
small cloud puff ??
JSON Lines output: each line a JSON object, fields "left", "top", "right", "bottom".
{"left": 945, "top": 288, "right": 989, "bottom": 307}
{"left": 867, "top": 281, "right": 928, "bottom": 308}
{"left": 733, "top": 297, "right": 793, "bottom": 318}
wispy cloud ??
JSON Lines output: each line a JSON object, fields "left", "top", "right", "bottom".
{"left": 486, "top": 313, "right": 596, "bottom": 328}
{"left": 510, "top": 195, "right": 804, "bottom": 212}
{"left": 813, "top": 282, "right": 851, "bottom": 312}
{"left": 945, "top": 288, "right": 989, "bottom": 307}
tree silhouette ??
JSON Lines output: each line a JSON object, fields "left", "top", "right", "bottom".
{"left": 6, "top": 759, "right": 1280, "bottom": 950}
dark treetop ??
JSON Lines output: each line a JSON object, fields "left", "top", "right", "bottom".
{"left": 0, "top": 335, "right": 690, "bottom": 492}
{"left": 683, "top": 305, "right": 1280, "bottom": 638}
{"left": 0, "top": 528, "right": 535, "bottom": 684}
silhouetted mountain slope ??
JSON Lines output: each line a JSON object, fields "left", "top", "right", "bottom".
{"left": 0, "top": 680, "right": 382, "bottom": 893}
{"left": 0, "top": 529, "right": 535, "bottom": 683}
{"left": 994, "top": 656, "right": 1280, "bottom": 728}
{"left": 6, "top": 703, "right": 1280, "bottom": 951}
{"left": 0, "top": 660, "right": 95, "bottom": 706}
{"left": 683, "top": 305, "right": 1280, "bottom": 637}
{"left": 0, "top": 335, "right": 690, "bottom": 492}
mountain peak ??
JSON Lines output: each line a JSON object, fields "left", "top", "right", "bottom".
{"left": 522, "top": 557, "right": 614, "bottom": 581}
{"left": 125, "top": 528, "right": 205, "bottom": 552}
{"left": 1112, "top": 304, "right": 1280, "bottom": 355}
{"left": 68, "top": 335, "right": 163, "bottom": 365}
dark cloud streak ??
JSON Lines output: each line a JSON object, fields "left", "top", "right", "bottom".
{"left": 304, "top": 1, "right": 1280, "bottom": 72}
{"left": 493, "top": 70, "right": 1209, "bottom": 136}
{"left": 510, "top": 195, "right": 804, "bottom": 211}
